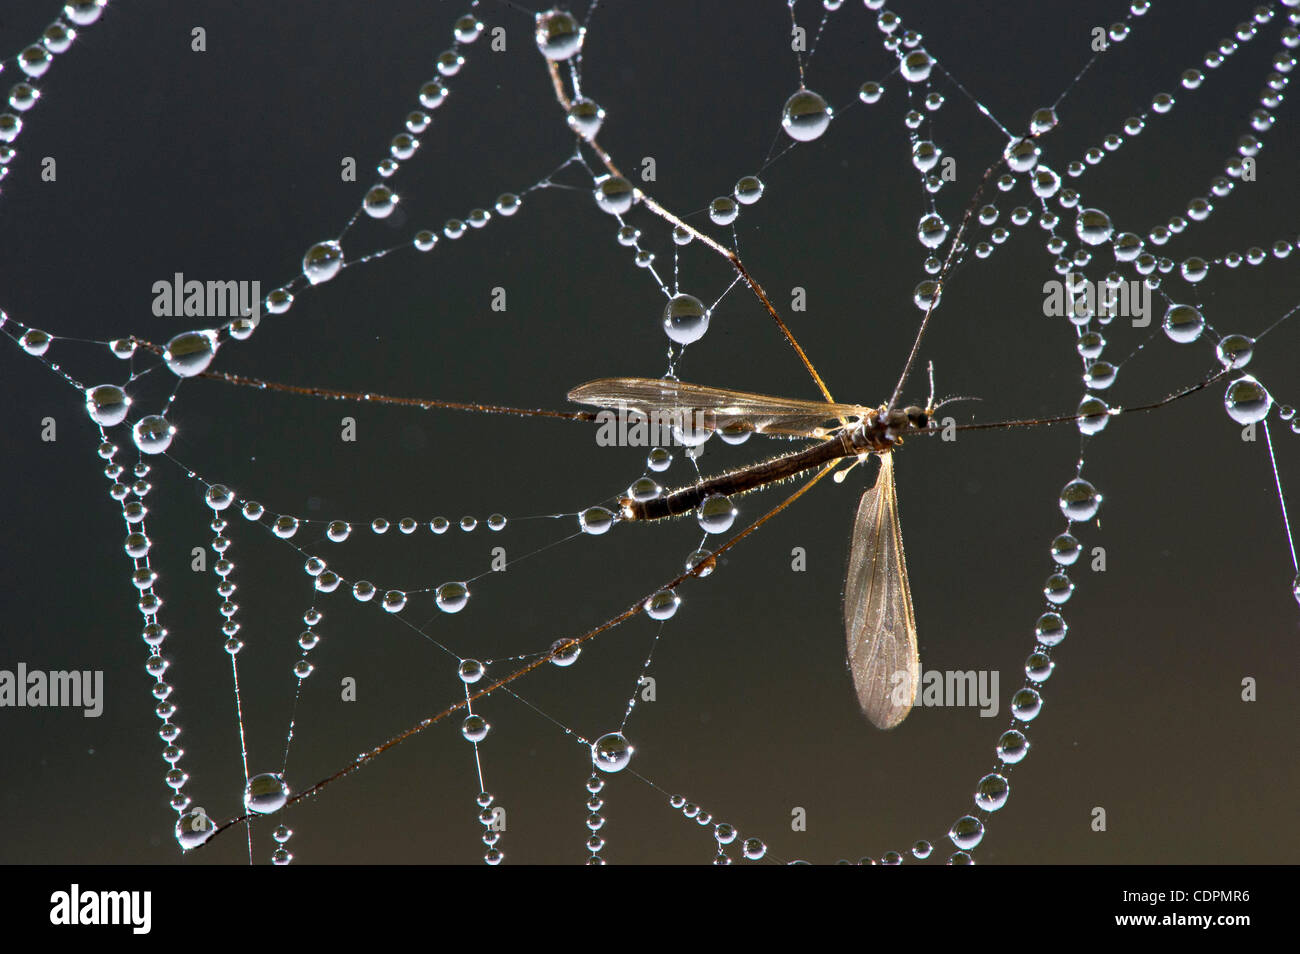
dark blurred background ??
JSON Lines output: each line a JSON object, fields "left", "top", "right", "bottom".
{"left": 0, "top": 0, "right": 1297, "bottom": 864}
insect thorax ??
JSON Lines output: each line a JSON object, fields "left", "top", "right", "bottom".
{"left": 852, "top": 405, "right": 931, "bottom": 452}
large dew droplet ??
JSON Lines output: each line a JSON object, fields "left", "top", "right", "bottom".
{"left": 363, "top": 184, "right": 398, "bottom": 218}
{"left": 85, "top": 384, "right": 131, "bottom": 426}
{"left": 592, "top": 732, "right": 633, "bottom": 773}
{"left": 1162, "top": 304, "right": 1204, "bottom": 344}
{"left": 436, "top": 581, "right": 470, "bottom": 613}
{"left": 974, "top": 773, "right": 1010, "bottom": 812}
{"left": 1076, "top": 395, "right": 1109, "bottom": 435}
{"left": 163, "top": 329, "right": 218, "bottom": 377}
{"left": 900, "top": 49, "right": 933, "bottom": 83}
{"left": 948, "top": 815, "right": 985, "bottom": 850}
{"left": 1058, "top": 478, "right": 1101, "bottom": 521}
{"left": 174, "top": 809, "right": 217, "bottom": 849}
{"left": 593, "top": 175, "right": 634, "bottom": 215}
{"left": 132, "top": 415, "right": 175, "bottom": 454}
{"left": 579, "top": 506, "right": 614, "bottom": 535}
{"left": 1224, "top": 375, "right": 1272, "bottom": 424}
{"left": 302, "top": 240, "right": 344, "bottom": 285}
{"left": 663, "top": 293, "right": 709, "bottom": 345}
{"left": 917, "top": 213, "right": 949, "bottom": 249}
{"left": 643, "top": 589, "right": 681, "bottom": 621}
{"left": 567, "top": 97, "right": 605, "bottom": 139}
{"left": 243, "top": 773, "right": 289, "bottom": 814}
{"left": 697, "top": 494, "right": 737, "bottom": 534}
{"left": 534, "top": 9, "right": 585, "bottom": 60}
{"left": 1216, "top": 334, "right": 1254, "bottom": 369}
{"left": 1075, "top": 208, "right": 1113, "bottom": 246}
{"left": 781, "top": 89, "right": 832, "bottom": 142}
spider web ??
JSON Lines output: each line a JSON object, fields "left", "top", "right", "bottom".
{"left": 1, "top": 0, "right": 1298, "bottom": 864}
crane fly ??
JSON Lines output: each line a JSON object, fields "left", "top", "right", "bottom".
{"left": 568, "top": 376, "right": 931, "bottom": 729}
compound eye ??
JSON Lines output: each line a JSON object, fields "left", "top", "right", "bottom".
{"left": 885, "top": 409, "right": 909, "bottom": 429}
{"left": 904, "top": 405, "right": 928, "bottom": 428}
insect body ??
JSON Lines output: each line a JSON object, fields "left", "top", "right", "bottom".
{"left": 568, "top": 376, "right": 930, "bottom": 728}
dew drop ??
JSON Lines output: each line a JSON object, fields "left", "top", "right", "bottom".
{"left": 272, "top": 516, "right": 299, "bottom": 539}
{"left": 549, "top": 638, "right": 581, "bottom": 666}
{"left": 243, "top": 773, "right": 289, "bottom": 814}
{"left": 709, "top": 196, "right": 738, "bottom": 225}
{"left": 592, "top": 732, "right": 633, "bottom": 773}
{"left": 911, "top": 840, "right": 932, "bottom": 860}
{"left": 663, "top": 293, "right": 709, "bottom": 344}
{"left": 1162, "top": 303, "right": 1204, "bottom": 343}
{"left": 628, "top": 477, "right": 662, "bottom": 502}
{"left": 1022, "top": 645, "right": 1054, "bottom": 680}
{"left": 1075, "top": 208, "right": 1113, "bottom": 245}
{"left": 734, "top": 175, "right": 764, "bottom": 204}
{"left": 579, "top": 506, "right": 614, "bottom": 535}
{"left": 1180, "top": 257, "right": 1209, "bottom": 282}
{"left": 997, "top": 729, "right": 1030, "bottom": 764}
{"left": 174, "top": 809, "right": 216, "bottom": 849}
{"left": 1029, "top": 107, "right": 1058, "bottom": 135}
{"left": 85, "top": 384, "right": 131, "bottom": 426}
{"left": 462, "top": 714, "right": 490, "bottom": 742}
{"left": 948, "top": 815, "right": 985, "bottom": 850}
{"left": 1082, "top": 361, "right": 1117, "bottom": 390}
{"left": 535, "top": 9, "right": 585, "bottom": 60}
{"left": 900, "top": 49, "right": 933, "bottom": 83}
{"left": 593, "top": 175, "right": 634, "bottom": 215}
{"left": 686, "top": 549, "right": 716, "bottom": 578}
{"left": 1224, "top": 375, "right": 1272, "bottom": 424}
{"left": 567, "top": 97, "right": 605, "bottom": 139}
{"left": 974, "top": 773, "right": 1009, "bottom": 813}
{"left": 644, "top": 589, "right": 681, "bottom": 621}
{"left": 1004, "top": 137, "right": 1040, "bottom": 173}
{"left": 436, "top": 581, "right": 470, "bottom": 613}
{"left": 917, "top": 213, "right": 949, "bottom": 249}
{"left": 1076, "top": 394, "right": 1110, "bottom": 435}
{"left": 382, "top": 590, "right": 408, "bottom": 613}
{"left": 132, "top": 415, "right": 175, "bottom": 454}
{"left": 781, "top": 89, "right": 832, "bottom": 142}
{"left": 1050, "top": 534, "right": 1080, "bottom": 566}
{"left": 302, "top": 240, "right": 344, "bottom": 285}
{"left": 1043, "top": 573, "right": 1074, "bottom": 605}
{"left": 912, "top": 280, "right": 941, "bottom": 310}
{"left": 697, "top": 494, "right": 737, "bottom": 534}
{"left": 20, "top": 329, "right": 51, "bottom": 355}
{"left": 1011, "top": 688, "right": 1043, "bottom": 722}
{"left": 458, "top": 659, "right": 484, "bottom": 684}
{"left": 1216, "top": 334, "right": 1255, "bottom": 369}
{"left": 363, "top": 184, "right": 398, "bottom": 218}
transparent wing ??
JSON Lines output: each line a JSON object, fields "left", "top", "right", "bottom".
{"left": 568, "top": 377, "right": 869, "bottom": 437}
{"left": 844, "top": 453, "right": 920, "bottom": 729}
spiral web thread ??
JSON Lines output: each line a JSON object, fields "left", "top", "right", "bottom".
{"left": 1, "top": 0, "right": 1297, "bottom": 864}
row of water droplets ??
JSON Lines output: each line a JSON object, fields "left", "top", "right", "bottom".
{"left": 1, "top": 0, "right": 596, "bottom": 864}
{"left": 0, "top": 2, "right": 107, "bottom": 192}
{"left": 925, "top": 0, "right": 1300, "bottom": 861}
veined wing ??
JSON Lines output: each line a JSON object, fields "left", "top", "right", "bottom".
{"left": 568, "top": 377, "right": 870, "bottom": 437}
{"left": 844, "top": 453, "right": 920, "bottom": 729}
